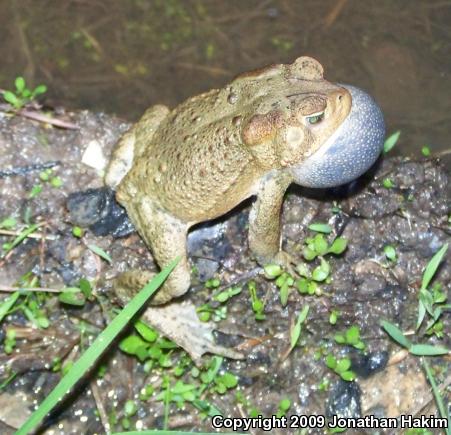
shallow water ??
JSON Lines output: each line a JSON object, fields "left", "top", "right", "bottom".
{"left": 0, "top": 0, "right": 450, "bottom": 163}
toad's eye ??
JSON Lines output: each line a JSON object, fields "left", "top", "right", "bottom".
{"left": 306, "top": 112, "right": 324, "bottom": 125}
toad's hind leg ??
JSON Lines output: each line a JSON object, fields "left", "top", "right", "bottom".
{"left": 105, "top": 104, "right": 169, "bottom": 189}
{"left": 114, "top": 198, "right": 191, "bottom": 306}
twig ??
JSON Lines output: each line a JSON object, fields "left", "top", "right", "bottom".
{"left": 18, "top": 109, "right": 79, "bottom": 129}
{"left": 90, "top": 380, "right": 111, "bottom": 435}
{"left": 0, "top": 229, "right": 57, "bottom": 241}
{"left": 323, "top": 0, "right": 348, "bottom": 29}
{"left": 0, "top": 286, "right": 62, "bottom": 293}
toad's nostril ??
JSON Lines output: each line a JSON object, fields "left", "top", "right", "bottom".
{"left": 338, "top": 94, "right": 343, "bottom": 102}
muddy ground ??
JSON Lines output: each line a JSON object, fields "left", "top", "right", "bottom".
{"left": 0, "top": 110, "right": 449, "bottom": 434}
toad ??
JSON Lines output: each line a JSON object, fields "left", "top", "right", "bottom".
{"left": 105, "top": 56, "right": 385, "bottom": 304}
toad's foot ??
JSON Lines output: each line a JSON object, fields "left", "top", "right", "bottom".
{"left": 113, "top": 270, "right": 244, "bottom": 363}
{"left": 255, "top": 250, "right": 297, "bottom": 277}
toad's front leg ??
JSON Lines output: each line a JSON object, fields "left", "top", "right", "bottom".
{"left": 248, "top": 171, "right": 294, "bottom": 269}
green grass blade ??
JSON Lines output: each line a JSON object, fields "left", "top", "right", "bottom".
{"left": 422, "top": 358, "right": 450, "bottom": 434}
{"left": 87, "top": 244, "right": 112, "bottom": 263}
{"left": 380, "top": 320, "right": 411, "bottom": 349}
{"left": 421, "top": 243, "right": 448, "bottom": 290}
{"left": 0, "top": 291, "right": 20, "bottom": 323}
{"left": 15, "top": 258, "right": 179, "bottom": 435}
{"left": 409, "top": 344, "right": 449, "bottom": 356}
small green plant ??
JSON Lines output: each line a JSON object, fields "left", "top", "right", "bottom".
{"left": 213, "top": 286, "right": 242, "bottom": 303}
{"left": 58, "top": 279, "right": 92, "bottom": 307}
{"left": 334, "top": 325, "right": 366, "bottom": 351}
{"left": 4, "top": 328, "right": 17, "bottom": 354}
{"left": 197, "top": 284, "right": 242, "bottom": 321}
{"left": 248, "top": 280, "right": 266, "bottom": 320}
{"left": 196, "top": 303, "right": 227, "bottom": 322}
{"left": 205, "top": 277, "right": 221, "bottom": 289}
{"left": 416, "top": 243, "right": 449, "bottom": 333}
{"left": 119, "top": 320, "right": 178, "bottom": 368}
{"left": 0, "top": 273, "right": 50, "bottom": 329}
{"left": 329, "top": 309, "right": 340, "bottom": 325}
{"left": 288, "top": 305, "right": 309, "bottom": 354}
{"left": 383, "top": 244, "right": 397, "bottom": 263}
{"left": 72, "top": 226, "right": 84, "bottom": 238}
{"left": 264, "top": 232, "right": 347, "bottom": 306}
{"left": 2, "top": 76, "right": 47, "bottom": 110}
{"left": 382, "top": 178, "right": 395, "bottom": 189}
{"left": 276, "top": 398, "right": 291, "bottom": 417}
{"left": 0, "top": 217, "right": 16, "bottom": 229}
{"left": 325, "top": 354, "right": 356, "bottom": 381}
{"left": 421, "top": 146, "right": 431, "bottom": 157}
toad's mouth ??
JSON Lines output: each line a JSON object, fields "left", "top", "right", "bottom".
{"left": 291, "top": 84, "right": 385, "bottom": 188}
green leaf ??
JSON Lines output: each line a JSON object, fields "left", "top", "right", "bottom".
{"left": 87, "top": 244, "right": 112, "bottom": 263}
{"left": 313, "top": 234, "right": 328, "bottom": 256}
{"left": 3, "top": 91, "right": 20, "bottom": 108}
{"left": 383, "top": 245, "right": 397, "bottom": 262}
{"left": 419, "top": 289, "right": 434, "bottom": 316}
{"left": 0, "top": 292, "right": 20, "bottom": 323}
{"left": 296, "top": 278, "right": 309, "bottom": 294}
{"left": 15, "top": 258, "right": 178, "bottom": 435}
{"left": 308, "top": 223, "right": 332, "bottom": 234}
{"left": 0, "top": 217, "right": 17, "bottom": 229}
{"left": 383, "top": 178, "right": 395, "bottom": 189}
{"left": 312, "top": 258, "right": 330, "bottom": 282}
{"left": 278, "top": 398, "right": 291, "bottom": 411}
{"left": 383, "top": 130, "right": 401, "bottom": 153}
{"left": 335, "top": 358, "right": 351, "bottom": 373}
{"left": 279, "top": 282, "right": 290, "bottom": 307}
{"left": 295, "top": 263, "right": 310, "bottom": 278}
{"left": 58, "top": 288, "right": 86, "bottom": 306}
{"left": 15, "top": 76, "right": 25, "bottom": 93}
{"left": 334, "top": 333, "right": 345, "bottom": 344}
{"left": 302, "top": 246, "right": 317, "bottom": 261}
{"left": 421, "top": 146, "right": 431, "bottom": 157}
{"left": 380, "top": 320, "right": 411, "bottom": 349}
{"left": 340, "top": 370, "right": 356, "bottom": 381}
{"left": 307, "top": 280, "right": 318, "bottom": 295}
{"left": 134, "top": 320, "right": 158, "bottom": 342}
{"left": 325, "top": 354, "right": 337, "bottom": 369}
{"left": 264, "top": 264, "right": 282, "bottom": 278}
{"left": 78, "top": 279, "right": 92, "bottom": 298}
{"left": 421, "top": 244, "right": 448, "bottom": 290}
{"left": 28, "top": 184, "right": 42, "bottom": 198}
{"left": 409, "top": 344, "right": 449, "bottom": 356}
{"left": 33, "top": 84, "right": 47, "bottom": 96}
{"left": 219, "top": 373, "right": 238, "bottom": 389}
{"left": 345, "top": 325, "right": 360, "bottom": 345}
{"left": 290, "top": 305, "right": 309, "bottom": 349}
{"left": 328, "top": 237, "right": 347, "bottom": 255}
{"left": 120, "top": 335, "right": 149, "bottom": 356}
